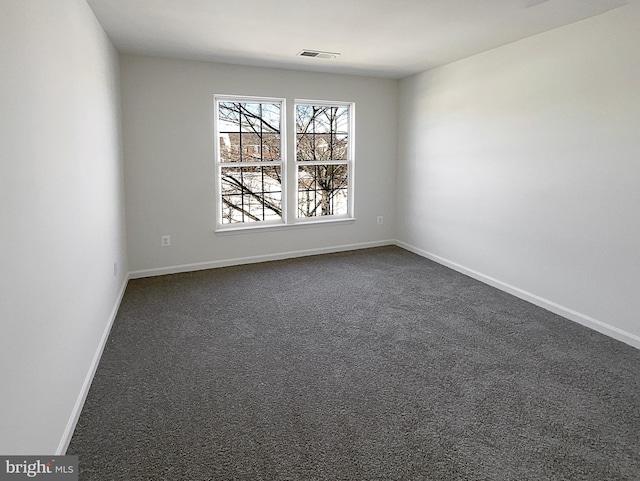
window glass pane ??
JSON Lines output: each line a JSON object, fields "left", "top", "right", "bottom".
{"left": 313, "top": 134, "right": 332, "bottom": 161}
{"left": 314, "top": 108, "right": 331, "bottom": 133}
{"left": 240, "top": 132, "right": 261, "bottom": 161}
{"left": 297, "top": 165, "right": 348, "bottom": 217}
{"left": 221, "top": 166, "right": 282, "bottom": 224}
{"left": 219, "top": 133, "right": 240, "bottom": 162}
{"left": 219, "top": 101, "right": 282, "bottom": 162}
{"left": 262, "top": 133, "right": 281, "bottom": 160}
{"left": 218, "top": 102, "right": 240, "bottom": 132}
{"left": 296, "top": 105, "right": 313, "bottom": 133}
{"left": 298, "top": 166, "right": 316, "bottom": 192}
{"left": 221, "top": 167, "right": 242, "bottom": 194}
{"left": 222, "top": 194, "right": 243, "bottom": 224}
{"left": 240, "top": 103, "right": 262, "bottom": 133}
{"left": 331, "top": 133, "right": 348, "bottom": 160}
{"left": 261, "top": 103, "right": 281, "bottom": 133}
{"left": 334, "top": 107, "right": 349, "bottom": 133}
{"left": 262, "top": 166, "right": 282, "bottom": 192}
{"left": 296, "top": 132, "right": 314, "bottom": 161}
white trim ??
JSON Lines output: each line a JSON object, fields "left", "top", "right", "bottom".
{"left": 395, "top": 240, "right": 640, "bottom": 350}
{"left": 216, "top": 216, "right": 355, "bottom": 234}
{"left": 129, "top": 240, "right": 394, "bottom": 279}
{"left": 294, "top": 160, "right": 349, "bottom": 167}
{"left": 56, "top": 276, "right": 129, "bottom": 455}
{"left": 291, "top": 214, "right": 354, "bottom": 226}
{"left": 295, "top": 99, "right": 353, "bottom": 107}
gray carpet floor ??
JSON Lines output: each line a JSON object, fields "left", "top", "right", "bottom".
{"left": 68, "top": 246, "right": 640, "bottom": 480}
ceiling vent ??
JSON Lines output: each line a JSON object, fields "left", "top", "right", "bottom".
{"left": 298, "top": 49, "right": 340, "bottom": 59}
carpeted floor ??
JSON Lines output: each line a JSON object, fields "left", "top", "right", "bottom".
{"left": 68, "top": 246, "right": 640, "bottom": 480}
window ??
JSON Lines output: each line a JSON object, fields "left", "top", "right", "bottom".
{"left": 215, "top": 96, "right": 353, "bottom": 230}
{"left": 296, "top": 103, "right": 351, "bottom": 218}
{"left": 216, "top": 98, "right": 284, "bottom": 225}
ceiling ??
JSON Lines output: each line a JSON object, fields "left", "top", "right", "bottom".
{"left": 87, "top": 0, "right": 630, "bottom": 79}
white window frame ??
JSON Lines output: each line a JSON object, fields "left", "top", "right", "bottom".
{"left": 292, "top": 99, "right": 355, "bottom": 225}
{"left": 214, "top": 95, "right": 287, "bottom": 231}
{"left": 214, "top": 96, "right": 355, "bottom": 232}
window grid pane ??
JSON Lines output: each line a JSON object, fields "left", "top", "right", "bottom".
{"left": 218, "top": 102, "right": 281, "bottom": 163}
{"left": 295, "top": 105, "right": 350, "bottom": 162}
{"left": 221, "top": 166, "right": 282, "bottom": 224}
{"left": 297, "top": 164, "right": 348, "bottom": 218}
{"left": 217, "top": 98, "right": 283, "bottom": 225}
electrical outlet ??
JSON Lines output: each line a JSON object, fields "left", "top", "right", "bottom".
{"left": 161, "top": 235, "right": 171, "bottom": 247}
{"left": 377, "top": 216, "right": 384, "bottom": 225}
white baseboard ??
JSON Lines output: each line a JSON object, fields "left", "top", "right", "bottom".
{"left": 56, "top": 276, "right": 129, "bottom": 455}
{"left": 395, "top": 240, "right": 640, "bottom": 350}
{"left": 129, "top": 240, "right": 395, "bottom": 279}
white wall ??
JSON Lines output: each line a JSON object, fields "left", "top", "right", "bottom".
{"left": 120, "top": 56, "right": 397, "bottom": 274}
{"left": 397, "top": 5, "right": 640, "bottom": 345}
{"left": 1, "top": 0, "right": 636, "bottom": 456}
{"left": 0, "top": 0, "right": 127, "bottom": 453}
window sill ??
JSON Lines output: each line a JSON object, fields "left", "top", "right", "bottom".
{"left": 215, "top": 217, "right": 356, "bottom": 235}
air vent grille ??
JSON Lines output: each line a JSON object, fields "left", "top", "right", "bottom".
{"left": 298, "top": 49, "right": 340, "bottom": 59}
